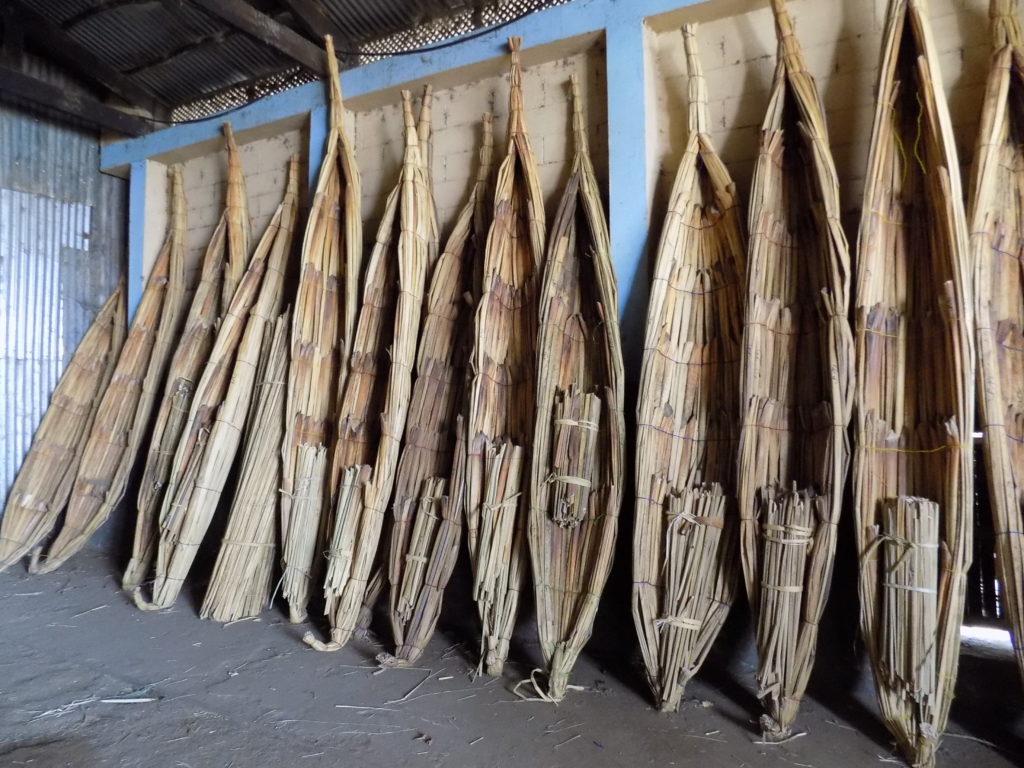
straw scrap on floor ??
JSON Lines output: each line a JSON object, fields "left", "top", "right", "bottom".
{"left": 0, "top": 281, "right": 126, "bottom": 571}
{"left": 125, "top": 138, "right": 244, "bottom": 592}
{"left": 970, "top": 0, "right": 1024, "bottom": 688}
{"left": 33, "top": 163, "right": 191, "bottom": 573}
{"left": 202, "top": 313, "right": 290, "bottom": 622}
{"left": 307, "top": 88, "right": 436, "bottom": 651}
{"left": 145, "top": 156, "right": 299, "bottom": 610}
{"left": 281, "top": 36, "right": 362, "bottom": 624}
{"left": 632, "top": 24, "right": 746, "bottom": 713}
{"left": 465, "top": 36, "right": 547, "bottom": 677}
{"left": 528, "top": 73, "right": 623, "bottom": 702}
{"left": 854, "top": 1, "right": 974, "bottom": 765}
{"left": 736, "top": 0, "right": 853, "bottom": 740}
{"left": 382, "top": 112, "right": 494, "bottom": 666}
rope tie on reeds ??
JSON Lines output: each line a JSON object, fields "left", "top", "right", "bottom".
{"left": 761, "top": 523, "right": 813, "bottom": 545}
{"left": 654, "top": 615, "right": 702, "bottom": 631}
{"left": 644, "top": 347, "right": 739, "bottom": 367}
{"left": 636, "top": 422, "right": 733, "bottom": 442}
{"left": 222, "top": 539, "right": 274, "bottom": 549}
{"left": 864, "top": 443, "right": 965, "bottom": 454}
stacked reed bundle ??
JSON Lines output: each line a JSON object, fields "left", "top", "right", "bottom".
{"left": 125, "top": 133, "right": 247, "bottom": 592}
{"left": 0, "top": 282, "right": 126, "bottom": 571}
{"left": 854, "top": 1, "right": 974, "bottom": 764}
{"left": 465, "top": 36, "right": 547, "bottom": 677}
{"left": 201, "top": 313, "right": 290, "bottom": 622}
{"left": 970, "top": 0, "right": 1024, "bottom": 687}
{"left": 736, "top": 0, "right": 853, "bottom": 739}
{"left": 281, "top": 36, "right": 362, "bottom": 623}
{"left": 632, "top": 24, "right": 746, "bottom": 713}
{"left": 306, "top": 89, "right": 435, "bottom": 651}
{"left": 383, "top": 112, "right": 495, "bottom": 666}
{"left": 32, "top": 166, "right": 191, "bottom": 573}
{"left": 527, "top": 74, "right": 623, "bottom": 702}
{"left": 143, "top": 156, "right": 299, "bottom": 610}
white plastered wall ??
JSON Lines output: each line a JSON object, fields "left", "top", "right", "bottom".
{"left": 352, "top": 42, "right": 608, "bottom": 239}
{"left": 649, "top": 0, "right": 990, "bottom": 226}
{"left": 177, "top": 128, "right": 307, "bottom": 281}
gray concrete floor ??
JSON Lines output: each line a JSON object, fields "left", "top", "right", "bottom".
{"left": 0, "top": 548, "right": 1021, "bottom": 767}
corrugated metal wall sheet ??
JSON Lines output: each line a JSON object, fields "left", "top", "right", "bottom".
{"left": 0, "top": 55, "right": 126, "bottom": 524}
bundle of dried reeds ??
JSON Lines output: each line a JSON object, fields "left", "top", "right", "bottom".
{"left": 32, "top": 165, "right": 191, "bottom": 573}
{"left": 281, "top": 36, "right": 362, "bottom": 623}
{"left": 462, "top": 36, "right": 544, "bottom": 675}
{"left": 0, "top": 281, "right": 126, "bottom": 571}
{"left": 527, "top": 74, "right": 623, "bottom": 701}
{"left": 201, "top": 312, "right": 290, "bottom": 622}
{"left": 736, "top": 0, "right": 853, "bottom": 739}
{"left": 144, "top": 156, "right": 299, "bottom": 610}
{"left": 465, "top": 36, "right": 547, "bottom": 677}
{"left": 306, "top": 89, "right": 435, "bottom": 651}
{"left": 382, "top": 112, "right": 495, "bottom": 666}
{"left": 125, "top": 133, "right": 246, "bottom": 592}
{"left": 854, "top": 1, "right": 974, "bottom": 764}
{"left": 632, "top": 24, "right": 746, "bottom": 713}
{"left": 970, "top": 0, "right": 1024, "bottom": 687}
{"left": 343, "top": 88, "right": 443, "bottom": 636}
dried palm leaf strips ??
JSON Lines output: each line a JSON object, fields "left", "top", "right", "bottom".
{"left": 971, "top": 0, "right": 1024, "bottom": 688}
{"left": 383, "top": 113, "right": 494, "bottom": 666}
{"left": 33, "top": 165, "right": 191, "bottom": 573}
{"left": 281, "top": 36, "right": 362, "bottom": 624}
{"left": 125, "top": 130, "right": 247, "bottom": 592}
{"left": 466, "top": 36, "right": 547, "bottom": 677}
{"left": 144, "top": 156, "right": 299, "bottom": 610}
{"left": 306, "top": 90, "right": 435, "bottom": 651}
{"left": 632, "top": 24, "right": 745, "bottom": 713}
{"left": 0, "top": 281, "right": 126, "bottom": 571}
{"left": 854, "top": 1, "right": 974, "bottom": 765}
{"left": 736, "top": 0, "right": 853, "bottom": 740}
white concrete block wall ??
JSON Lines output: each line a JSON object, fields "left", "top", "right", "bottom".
{"left": 178, "top": 129, "right": 306, "bottom": 281}
{"left": 650, "top": 0, "right": 991, "bottom": 229}
{"left": 352, "top": 44, "right": 608, "bottom": 239}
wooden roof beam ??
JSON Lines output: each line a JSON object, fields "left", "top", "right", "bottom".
{"left": 0, "top": 64, "right": 152, "bottom": 136}
{"left": 188, "top": 0, "right": 327, "bottom": 75}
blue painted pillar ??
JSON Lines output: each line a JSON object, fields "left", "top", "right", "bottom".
{"left": 127, "top": 159, "right": 148, "bottom": 319}
{"left": 307, "top": 105, "right": 329, "bottom": 191}
{"left": 604, "top": 10, "right": 651, "bottom": 362}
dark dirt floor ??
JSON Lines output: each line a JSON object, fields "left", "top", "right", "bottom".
{"left": 1, "top": 547, "right": 1022, "bottom": 768}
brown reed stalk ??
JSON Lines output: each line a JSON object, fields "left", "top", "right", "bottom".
{"left": 0, "top": 281, "right": 126, "bottom": 570}
{"left": 381, "top": 112, "right": 495, "bottom": 666}
{"left": 144, "top": 156, "right": 299, "bottom": 610}
{"left": 465, "top": 35, "right": 547, "bottom": 677}
{"left": 281, "top": 36, "right": 362, "bottom": 623}
{"left": 201, "top": 312, "right": 290, "bottom": 622}
{"left": 528, "top": 74, "right": 624, "bottom": 701}
{"left": 736, "top": 0, "right": 854, "bottom": 739}
{"left": 33, "top": 163, "right": 191, "bottom": 573}
{"left": 125, "top": 137, "right": 245, "bottom": 592}
{"left": 854, "top": 2, "right": 974, "bottom": 765}
{"left": 306, "top": 89, "right": 435, "bottom": 651}
{"left": 970, "top": 0, "right": 1024, "bottom": 689}
{"left": 632, "top": 23, "right": 746, "bottom": 712}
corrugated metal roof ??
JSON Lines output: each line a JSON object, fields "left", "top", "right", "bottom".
{"left": 12, "top": 0, "right": 568, "bottom": 120}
